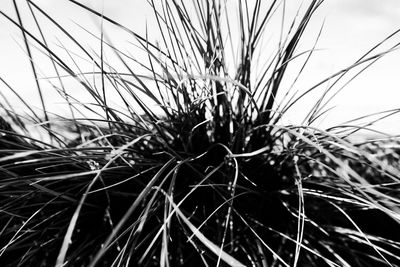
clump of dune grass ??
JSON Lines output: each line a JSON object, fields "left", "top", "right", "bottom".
{"left": 1, "top": 0, "right": 400, "bottom": 266}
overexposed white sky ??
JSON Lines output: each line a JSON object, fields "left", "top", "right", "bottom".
{"left": 1, "top": 0, "right": 400, "bottom": 135}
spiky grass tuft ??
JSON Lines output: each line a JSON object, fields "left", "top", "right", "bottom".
{"left": 1, "top": 0, "right": 400, "bottom": 266}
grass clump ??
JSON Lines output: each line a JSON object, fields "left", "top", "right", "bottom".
{"left": 1, "top": 0, "right": 400, "bottom": 266}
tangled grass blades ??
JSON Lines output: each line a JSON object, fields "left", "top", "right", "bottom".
{"left": 1, "top": 0, "right": 400, "bottom": 266}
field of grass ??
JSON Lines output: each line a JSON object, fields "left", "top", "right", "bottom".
{"left": 1, "top": 0, "right": 400, "bottom": 266}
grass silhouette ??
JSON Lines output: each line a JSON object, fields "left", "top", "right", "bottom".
{"left": 1, "top": 0, "right": 400, "bottom": 266}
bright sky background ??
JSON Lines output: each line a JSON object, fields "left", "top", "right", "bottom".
{"left": 1, "top": 0, "right": 400, "bottom": 135}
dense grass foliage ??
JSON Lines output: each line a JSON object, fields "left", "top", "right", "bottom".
{"left": 1, "top": 0, "right": 400, "bottom": 266}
